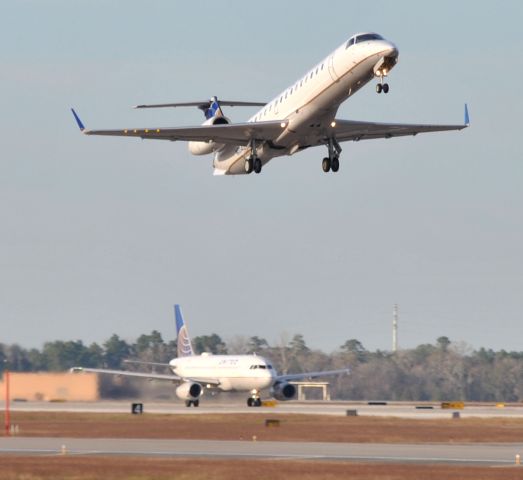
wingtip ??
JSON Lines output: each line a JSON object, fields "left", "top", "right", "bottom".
{"left": 464, "top": 103, "right": 470, "bottom": 126}
{"left": 71, "top": 108, "right": 85, "bottom": 131}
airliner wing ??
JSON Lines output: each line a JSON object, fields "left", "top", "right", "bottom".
{"left": 276, "top": 368, "right": 350, "bottom": 383}
{"left": 71, "top": 366, "right": 221, "bottom": 387}
{"left": 72, "top": 108, "right": 287, "bottom": 146}
{"left": 71, "top": 366, "right": 180, "bottom": 381}
{"left": 333, "top": 116, "right": 468, "bottom": 142}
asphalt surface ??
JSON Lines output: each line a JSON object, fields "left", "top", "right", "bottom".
{"left": 1, "top": 437, "right": 522, "bottom": 465}
{"left": 4, "top": 400, "right": 523, "bottom": 419}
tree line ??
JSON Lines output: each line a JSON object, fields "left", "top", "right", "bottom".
{"left": 1, "top": 333, "right": 523, "bottom": 402}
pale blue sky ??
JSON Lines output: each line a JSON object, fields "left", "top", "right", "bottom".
{"left": 1, "top": 0, "right": 522, "bottom": 352}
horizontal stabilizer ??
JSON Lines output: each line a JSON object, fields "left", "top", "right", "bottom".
{"left": 134, "top": 100, "right": 266, "bottom": 109}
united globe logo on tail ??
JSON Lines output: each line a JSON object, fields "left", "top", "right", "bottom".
{"left": 175, "top": 304, "right": 194, "bottom": 357}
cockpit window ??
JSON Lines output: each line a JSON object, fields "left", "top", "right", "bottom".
{"left": 356, "top": 33, "right": 383, "bottom": 43}
{"left": 346, "top": 37, "right": 355, "bottom": 49}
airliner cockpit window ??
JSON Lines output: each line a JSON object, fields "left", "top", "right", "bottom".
{"left": 356, "top": 33, "right": 383, "bottom": 43}
{"left": 346, "top": 37, "right": 355, "bottom": 49}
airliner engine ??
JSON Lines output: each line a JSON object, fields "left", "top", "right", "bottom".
{"left": 175, "top": 381, "right": 203, "bottom": 400}
{"left": 188, "top": 116, "right": 230, "bottom": 155}
{"left": 270, "top": 382, "right": 296, "bottom": 401}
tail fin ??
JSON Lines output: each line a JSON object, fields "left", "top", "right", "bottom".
{"left": 174, "top": 305, "right": 194, "bottom": 357}
{"left": 201, "top": 96, "right": 223, "bottom": 120}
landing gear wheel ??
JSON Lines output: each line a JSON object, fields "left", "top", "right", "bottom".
{"left": 255, "top": 398, "right": 262, "bottom": 407}
{"left": 247, "top": 397, "right": 254, "bottom": 407}
{"left": 376, "top": 83, "right": 383, "bottom": 94}
{"left": 193, "top": 400, "right": 199, "bottom": 407}
{"left": 253, "top": 158, "right": 262, "bottom": 174}
{"left": 382, "top": 83, "right": 389, "bottom": 94}
{"left": 331, "top": 156, "right": 340, "bottom": 172}
{"left": 322, "top": 157, "right": 331, "bottom": 173}
{"left": 244, "top": 157, "right": 253, "bottom": 174}
{"left": 185, "top": 400, "right": 192, "bottom": 407}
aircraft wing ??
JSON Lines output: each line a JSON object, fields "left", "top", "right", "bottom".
{"left": 70, "top": 366, "right": 221, "bottom": 387}
{"left": 70, "top": 366, "right": 181, "bottom": 381}
{"left": 276, "top": 368, "right": 350, "bottom": 383}
{"left": 72, "top": 110, "right": 287, "bottom": 146}
{"left": 333, "top": 105, "right": 469, "bottom": 142}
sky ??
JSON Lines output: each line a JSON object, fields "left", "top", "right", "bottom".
{"left": 1, "top": 0, "right": 522, "bottom": 353}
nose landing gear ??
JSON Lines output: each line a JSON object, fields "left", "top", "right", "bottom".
{"left": 376, "top": 71, "right": 390, "bottom": 94}
{"left": 247, "top": 390, "right": 262, "bottom": 407}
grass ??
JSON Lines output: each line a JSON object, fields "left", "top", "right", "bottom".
{"left": 7, "top": 411, "right": 523, "bottom": 443}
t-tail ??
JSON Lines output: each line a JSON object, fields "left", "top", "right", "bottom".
{"left": 174, "top": 304, "right": 194, "bottom": 357}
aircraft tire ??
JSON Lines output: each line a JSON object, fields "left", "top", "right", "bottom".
{"left": 254, "top": 158, "right": 262, "bottom": 174}
{"left": 185, "top": 400, "right": 192, "bottom": 407}
{"left": 376, "top": 83, "right": 383, "bottom": 94}
{"left": 331, "top": 156, "right": 340, "bottom": 172}
{"left": 247, "top": 397, "right": 254, "bottom": 407}
{"left": 383, "top": 83, "right": 389, "bottom": 94}
{"left": 322, "top": 157, "right": 331, "bottom": 172}
{"left": 244, "top": 157, "right": 253, "bottom": 174}
{"left": 193, "top": 400, "right": 199, "bottom": 407}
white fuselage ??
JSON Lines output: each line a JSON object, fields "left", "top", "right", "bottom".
{"left": 169, "top": 354, "right": 276, "bottom": 392}
{"left": 214, "top": 35, "right": 398, "bottom": 174}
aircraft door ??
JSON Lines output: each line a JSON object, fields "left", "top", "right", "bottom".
{"left": 328, "top": 54, "right": 339, "bottom": 81}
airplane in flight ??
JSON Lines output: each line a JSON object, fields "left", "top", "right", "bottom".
{"left": 72, "top": 305, "right": 349, "bottom": 407}
{"left": 71, "top": 32, "right": 468, "bottom": 175}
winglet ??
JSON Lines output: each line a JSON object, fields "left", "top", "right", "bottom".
{"left": 464, "top": 103, "right": 470, "bottom": 126}
{"left": 71, "top": 108, "right": 85, "bottom": 131}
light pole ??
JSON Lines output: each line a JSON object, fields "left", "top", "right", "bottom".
{"left": 3, "top": 363, "right": 9, "bottom": 437}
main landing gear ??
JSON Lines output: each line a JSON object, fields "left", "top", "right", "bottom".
{"left": 244, "top": 139, "right": 262, "bottom": 174}
{"left": 322, "top": 137, "right": 342, "bottom": 173}
{"left": 185, "top": 399, "right": 200, "bottom": 407}
{"left": 246, "top": 390, "right": 262, "bottom": 407}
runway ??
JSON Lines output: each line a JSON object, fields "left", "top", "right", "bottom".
{"left": 5, "top": 400, "right": 523, "bottom": 419}
{"left": 1, "top": 437, "right": 522, "bottom": 465}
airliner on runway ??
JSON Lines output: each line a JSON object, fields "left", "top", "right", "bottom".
{"left": 71, "top": 32, "right": 468, "bottom": 175}
{"left": 72, "top": 305, "right": 348, "bottom": 407}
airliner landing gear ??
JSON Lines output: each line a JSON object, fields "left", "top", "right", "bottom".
{"left": 247, "top": 390, "right": 262, "bottom": 407}
{"left": 244, "top": 157, "right": 253, "bottom": 174}
{"left": 322, "top": 138, "right": 342, "bottom": 173}
{"left": 376, "top": 82, "right": 389, "bottom": 94}
{"left": 253, "top": 157, "right": 262, "bottom": 174}
{"left": 185, "top": 400, "right": 200, "bottom": 407}
{"left": 376, "top": 71, "right": 390, "bottom": 94}
{"left": 245, "top": 139, "right": 262, "bottom": 174}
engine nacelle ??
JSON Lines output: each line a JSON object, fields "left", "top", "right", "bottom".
{"left": 270, "top": 382, "right": 296, "bottom": 401}
{"left": 175, "top": 382, "right": 203, "bottom": 400}
{"left": 188, "top": 116, "right": 230, "bottom": 156}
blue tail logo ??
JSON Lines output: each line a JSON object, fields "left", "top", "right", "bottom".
{"left": 203, "top": 96, "right": 223, "bottom": 120}
{"left": 175, "top": 305, "right": 194, "bottom": 357}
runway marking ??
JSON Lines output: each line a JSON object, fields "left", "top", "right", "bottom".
{"left": 0, "top": 447, "right": 515, "bottom": 465}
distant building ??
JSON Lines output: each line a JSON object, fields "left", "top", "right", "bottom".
{"left": 0, "top": 372, "right": 99, "bottom": 402}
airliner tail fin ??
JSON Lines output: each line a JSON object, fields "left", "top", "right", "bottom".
{"left": 174, "top": 304, "right": 195, "bottom": 357}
